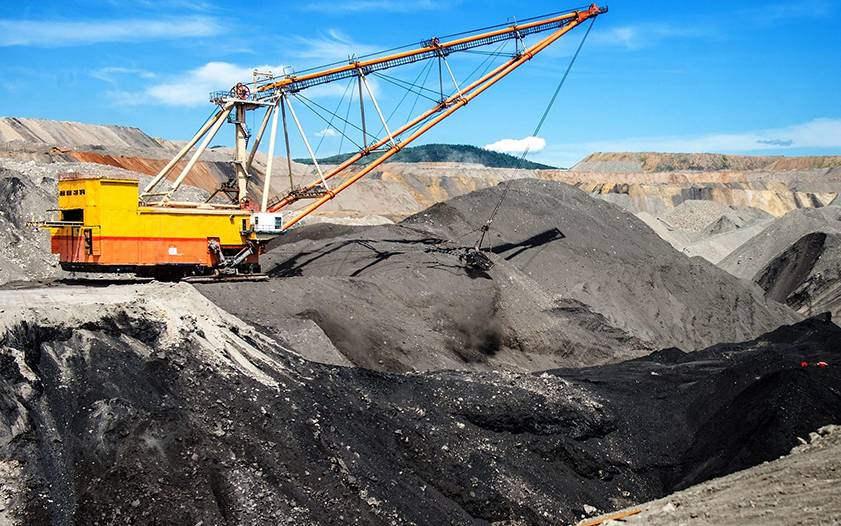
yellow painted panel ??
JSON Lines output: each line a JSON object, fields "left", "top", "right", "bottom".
{"left": 56, "top": 177, "right": 253, "bottom": 248}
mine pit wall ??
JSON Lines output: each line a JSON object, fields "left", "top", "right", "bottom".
{"left": 572, "top": 180, "right": 837, "bottom": 217}
{"left": 2, "top": 139, "right": 838, "bottom": 222}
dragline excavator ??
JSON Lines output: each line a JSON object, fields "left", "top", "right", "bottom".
{"left": 44, "top": 4, "right": 607, "bottom": 280}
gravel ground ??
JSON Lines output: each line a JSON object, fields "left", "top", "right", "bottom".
{"left": 592, "top": 425, "right": 841, "bottom": 526}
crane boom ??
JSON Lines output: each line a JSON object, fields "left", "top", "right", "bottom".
{"left": 45, "top": 4, "right": 607, "bottom": 281}
{"left": 257, "top": 4, "right": 605, "bottom": 97}
{"left": 268, "top": 3, "right": 606, "bottom": 230}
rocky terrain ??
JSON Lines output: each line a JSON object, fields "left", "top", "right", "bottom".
{"left": 1, "top": 282, "right": 839, "bottom": 525}
{"left": 4, "top": 118, "right": 841, "bottom": 228}
{"left": 2, "top": 117, "right": 841, "bottom": 524}
{"left": 591, "top": 425, "right": 841, "bottom": 526}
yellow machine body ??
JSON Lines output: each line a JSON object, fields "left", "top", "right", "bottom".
{"left": 50, "top": 175, "right": 258, "bottom": 275}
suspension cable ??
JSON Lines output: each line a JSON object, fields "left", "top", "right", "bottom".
{"left": 313, "top": 78, "right": 354, "bottom": 155}
{"left": 294, "top": 93, "right": 366, "bottom": 152}
{"left": 374, "top": 60, "right": 435, "bottom": 139}
{"left": 257, "top": 5, "right": 590, "bottom": 86}
{"left": 474, "top": 16, "right": 597, "bottom": 251}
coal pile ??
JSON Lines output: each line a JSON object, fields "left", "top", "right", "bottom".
{"left": 200, "top": 180, "right": 796, "bottom": 373}
{"left": 1, "top": 284, "right": 839, "bottom": 525}
{"left": 401, "top": 180, "right": 795, "bottom": 353}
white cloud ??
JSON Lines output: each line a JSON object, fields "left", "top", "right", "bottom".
{"left": 286, "top": 30, "right": 379, "bottom": 64}
{"left": 104, "top": 59, "right": 371, "bottom": 107}
{"left": 0, "top": 17, "right": 222, "bottom": 47}
{"left": 315, "top": 128, "right": 338, "bottom": 138}
{"left": 302, "top": 0, "right": 449, "bottom": 13}
{"left": 484, "top": 136, "right": 546, "bottom": 155}
{"left": 590, "top": 23, "right": 714, "bottom": 50}
{"left": 91, "top": 29, "right": 379, "bottom": 108}
{"left": 537, "top": 118, "right": 841, "bottom": 167}
{"left": 92, "top": 67, "right": 156, "bottom": 85}
{"left": 143, "top": 62, "right": 286, "bottom": 107}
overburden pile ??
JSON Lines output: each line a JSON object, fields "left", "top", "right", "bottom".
{"left": 200, "top": 179, "right": 796, "bottom": 373}
{"left": 1, "top": 284, "right": 839, "bottom": 525}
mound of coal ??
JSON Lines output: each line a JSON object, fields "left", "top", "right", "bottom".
{"left": 401, "top": 180, "right": 794, "bottom": 350}
{"left": 719, "top": 206, "right": 841, "bottom": 280}
{"left": 756, "top": 232, "right": 841, "bottom": 320}
{"left": 1, "top": 285, "right": 839, "bottom": 525}
{"left": 199, "top": 180, "right": 795, "bottom": 373}
{"left": 199, "top": 222, "right": 649, "bottom": 372}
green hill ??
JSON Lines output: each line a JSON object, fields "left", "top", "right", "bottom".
{"left": 295, "top": 144, "right": 556, "bottom": 170}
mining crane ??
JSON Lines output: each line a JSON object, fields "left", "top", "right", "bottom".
{"left": 45, "top": 4, "right": 607, "bottom": 280}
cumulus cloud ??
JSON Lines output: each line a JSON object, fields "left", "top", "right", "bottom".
{"left": 315, "top": 128, "right": 338, "bottom": 138}
{"left": 0, "top": 17, "right": 222, "bottom": 47}
{"left": 484, "top": 136, "right": 546, "bottom": 155}
{"left": 96, "top": 29, "right": 380, "bottom": 107}
{"left": 142, "top": 62, "right": 286, "bottom": 107}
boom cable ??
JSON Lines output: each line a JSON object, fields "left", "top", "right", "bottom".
{"left": 474, "top": 16, "right": 597, "bottom": 251}
{"left": 314, "top": 78, "right": 354, "bottom": 155}
{"left": 258, "top": 5, "right": 590, "bottom": 85}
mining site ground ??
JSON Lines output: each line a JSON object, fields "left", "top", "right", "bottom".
{"left": 2, "top": 118, "right": 841, "bottom": 525}
{"left": 1, "top": 282, "right": 840, "bottom": 525}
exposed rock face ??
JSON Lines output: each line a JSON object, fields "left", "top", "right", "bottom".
{"left": 719, "top": 207, "right": 841, "bottom": 280}
{"left": 0, "top": 117, "right": 168, "bottom": 149}
{"left": 0, "top": 164, "right": 58, "bottom": 283}
{"left": 1, "top": 283, "right": 838, "bottom": 525}
{"left": 3, "top": 115, "right": 841, "bottom": 284}
{"left": 3, "top": 118, "right": 840, "bottom": 222}
{"left": 754, "top": 232, "right": 841, "bottom": 320}
{"left": 571, "top": 152, "right": 841, "bottom": 173}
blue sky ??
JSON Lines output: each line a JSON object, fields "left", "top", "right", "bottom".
{"left": 1, "top": 0, "right": 839, "bottom": 167}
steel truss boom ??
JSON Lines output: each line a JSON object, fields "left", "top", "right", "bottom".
{"left": 258, "top": 5, "right": 604, "bottom": 97}
{"left": 267, "top": 3, "right": 606, "bottom": 230}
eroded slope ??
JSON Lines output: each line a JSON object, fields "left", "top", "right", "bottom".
{"left": 1, "top": 283, "right": 838, "bottom": 525}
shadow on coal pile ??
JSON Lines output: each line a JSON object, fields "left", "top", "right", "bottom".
{"left": 200, "top": 179, "right": 799, "bottom": 374}
{"left": 489, "top": 227, "right": 566, "bottom": 261}
{"left": 2, "top": 304, "right": 840, "bottom": 525}
{"left": 267, "top": 237, "right": 445, "bottom": 278}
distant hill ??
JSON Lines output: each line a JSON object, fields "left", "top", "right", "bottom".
{"left": 295, "top": 144, "right": 556, "bottom": 170}
{"left": 572, "top": 152, "right": 841, "bottom": 173}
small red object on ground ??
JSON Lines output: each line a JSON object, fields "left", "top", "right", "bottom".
{"left": 801, "top": 361, "right": 810, "bottom": 368}
{"left": 817, "top": 361, "right": 829, "bottom": 368}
